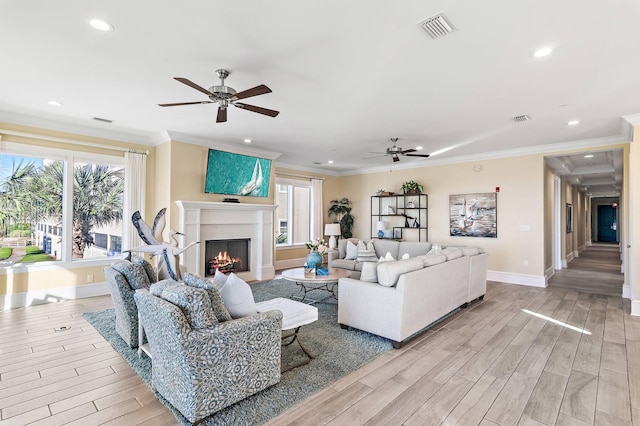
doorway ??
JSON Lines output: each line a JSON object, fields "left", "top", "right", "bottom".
{"left": 597, "top": 205, "right": 618, "bottom": 243}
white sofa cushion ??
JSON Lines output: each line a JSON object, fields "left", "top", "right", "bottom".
{"left": 398, "top": 241, "right": 432, "bottom": 258}
{"left": 376, "top": 258, "right": 424, "bottom": 287}
{"left": 360, "top": 262, "right": 378, "bottom": 283}
{"left": 417, "top": 253, "right": 447, "bottom": 266}
{"left": 442, "top": 247, "right": 463, "bottom": 260}
{"left": 460, "top": 246, "right": 481, "bottom": 256}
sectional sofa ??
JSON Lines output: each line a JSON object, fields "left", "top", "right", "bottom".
{"left": 329, "top": 238, "right": 488, "bottom": 348}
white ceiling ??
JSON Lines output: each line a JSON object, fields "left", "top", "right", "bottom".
{"left": 0, "top": 1, "right": 638, "bottom": 190}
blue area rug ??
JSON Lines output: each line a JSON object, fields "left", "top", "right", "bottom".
{"left": 84, "top": 278, "right": 392, "bottom": 425}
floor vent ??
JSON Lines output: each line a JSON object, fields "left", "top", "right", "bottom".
{"left": 419, "top": 12, "right": 457, "bottom": 39}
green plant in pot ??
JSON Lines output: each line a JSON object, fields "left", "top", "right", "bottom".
{"left": 328, "top": 197, "right": 354, "bottom": 239}
{"left": 401, "top": 180, "right": 424, "bottom": 194}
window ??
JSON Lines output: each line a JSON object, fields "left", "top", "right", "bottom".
{"left": 1, "top": 143, "right": 124, "bottom": 266}
{"left": 275, "top": 178, "right": 313, "bottom": 247}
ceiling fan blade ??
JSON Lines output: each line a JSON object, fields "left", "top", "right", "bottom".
{"left": 216, "top": 107, "right": 227, "bottom": 123}
{"left": 233, "top": 84, "right": 272, "bottom": 100}
{"left": 174, "top": 77, "right": 214, "bottom": 96}
{"left": 158, "top": 101, "right": 214, "bottom": 107}
{"left": 405, "top": 153, "right": 431, "bottom": 158}
{"left": 401, "top": 149, "right": 417, "bottom": 154}
{"left": 392, "top": 154, "right": 400, "bottom": 162}
{"left": 234, "top": 102, "right": 280, "bottom": 117}
{"left": 363, "top": 154, "right": 388, "bottom": 159}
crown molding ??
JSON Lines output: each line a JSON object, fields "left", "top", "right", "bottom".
{"left": 166, "top": 130, "right": 282, "bottom": 160}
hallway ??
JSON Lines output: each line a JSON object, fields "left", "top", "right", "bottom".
{"left": 548, "top": 244, "right": 623, "bottom": 297}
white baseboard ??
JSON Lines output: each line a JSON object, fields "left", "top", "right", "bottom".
{"left": 566, "top": 252, "right": 575, "bottom": 264}
{"left": 488, "top": 270, "right": 547, "bottom": 288}
{"left": 1, "top": 282, "right": 109, "bottom": 310}
{"left": 545, "top": 266, "right": 555, "bottom": 282}
{"left": 632, "top": 299, "right": 640, "bottom": 317}
{"left": 274, "top": 257, "right": 305, "bottom": 271}
{"left": 623, "top": 284, "right": 632, "bottom": 299}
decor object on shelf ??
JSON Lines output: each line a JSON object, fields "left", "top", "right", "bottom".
{"left": 406, "top": 201, "right": 415, "bottom": 208}
{"left": 449, "top": 192, "right": 497, "bottom": 238}
{"left": 324, "top": 223, "right": 341, "bottom": 249}
{"left": 328, "top": 197, "right": 354, "bottom": 238}
{"left": 386, "top": 206, "right": 395, "bottom": 215}
{"left": 205, "top": 149, "right": 272, "bottom": 197}
{"left": 401, "top": 180, "right": 424, "bottom": 194}
{"left": 401, "top": 213, "right": 414, "bottom": 228}
{"left": 376, "top": 221, "right": 386, "bottom": 238}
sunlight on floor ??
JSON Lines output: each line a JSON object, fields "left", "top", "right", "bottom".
{"left": 522, "top": 309, "right": 592, "bottom": 335}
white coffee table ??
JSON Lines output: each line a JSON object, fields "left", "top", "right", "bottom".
{"left": 256, "top": 297, "right": 318, "bottom": 371}
{"left": 281, "top": 267, "right": 351, "bottom": 304}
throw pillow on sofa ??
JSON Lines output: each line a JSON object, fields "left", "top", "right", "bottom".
{"left": 376, "top": 258, "right": 424, "bottom": 287}
{"left": 356, "top": 240, "right": 377, "bottom": 262}
{"left": 220, "top": 273, "right": 258, "bottom": 319}
{"left": 360, "top": 262, "right": 378, "bottom": 283}
{"left": 345, "top": 240, "right": 359, "bottom": 260}
{"left": 211, "top": 269, "right": 228, "bottom": 290}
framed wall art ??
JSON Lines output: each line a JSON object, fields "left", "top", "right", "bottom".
{"left": 449, "top": 192, "right": 497, "bottom": 238}
{"left": 204, "top": 149, "right": 272, "bottom": 197}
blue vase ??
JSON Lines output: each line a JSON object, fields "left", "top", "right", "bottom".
{"left": 306, "top": 251, "right": 323, "bottom": 269}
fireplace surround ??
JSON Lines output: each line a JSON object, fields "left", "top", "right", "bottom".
{"left": 175, "top": 201, "right": 277, "bottom": 282}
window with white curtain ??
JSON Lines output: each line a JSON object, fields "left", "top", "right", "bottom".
{"left": 274, "top": 177, "right": 314, "bottom": 247}
{"left": 1, "top": 142, "right": 125, "bottom": 267}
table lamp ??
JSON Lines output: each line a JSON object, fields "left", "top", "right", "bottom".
{"left": 376, "top": 221, "right": 386, "bottom": 238}
{"left": 324, "top": 223, "right": 341, "bottom": 249}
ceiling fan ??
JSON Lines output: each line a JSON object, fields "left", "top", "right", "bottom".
{"left": 367, "top": 138, "right": 430, "bottom": 162}
{"left": 158, "top": 69, "right": 279, "bottom": 123}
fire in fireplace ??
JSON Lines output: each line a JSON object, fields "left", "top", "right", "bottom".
{"left": 205, "top": 238, "right": 250, "bottom": 276}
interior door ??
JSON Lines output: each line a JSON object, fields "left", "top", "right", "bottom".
{"left": 597, "top": 205, "right": 617, "bottom": 242}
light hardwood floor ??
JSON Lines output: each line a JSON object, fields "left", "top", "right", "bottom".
{"left": 1, "top": 255, "right": 638, "bottom": 425}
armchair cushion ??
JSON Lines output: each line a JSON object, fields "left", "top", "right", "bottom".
{"left": 158, "top": 284, "right": 219, "bottom": 330}
{"left": 130, "top": 255, "right": 157, "bottom": 283}
{"left": 110, "top": 260, "right": 151, "bottom": 290}
{"left": 183, "top": 272, "right": 233, "bottom": 322}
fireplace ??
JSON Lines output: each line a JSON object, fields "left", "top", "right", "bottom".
{"left": 205, "top": 238, "right": 250, "bottom": 276}
{"left": 175, "top": 201, "right": 277, "bottom": 282}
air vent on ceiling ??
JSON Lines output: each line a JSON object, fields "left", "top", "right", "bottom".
{"left": 419, "top": 12, "right": 457, "bottom": 39}
{"left": 512, "top": 115, "right": 531, "bottom": 122}
{"left": 93, "top": 117, "right": 113, "bottom": 123}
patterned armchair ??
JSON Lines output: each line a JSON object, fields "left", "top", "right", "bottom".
{"left": 104, "top": 256, "right": 156, "bottom": 347}
{"left": 134, "top": 287, "right": 282, "bottom": 423}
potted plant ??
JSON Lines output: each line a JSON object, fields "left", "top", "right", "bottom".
{"left": 401, "top": 180, "right": 424, "bottom": 194}
{"left": 328, "top": 197, "right": 354, "bottom": 238}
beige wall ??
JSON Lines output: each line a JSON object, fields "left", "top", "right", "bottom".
{"left": 339, "top": 155, "right": 546, "bottom": 277}
{"left": 543, "top": 163, "right": 555, "bottom": 273}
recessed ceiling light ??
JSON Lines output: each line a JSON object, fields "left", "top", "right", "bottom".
{"left": 89, "top": 19, "right": 114, "bottom": 31}
{"left": 568, "top": 120, "right": 580, "bottom": 126}
{"left": 328, "top": 160, "right": 334, "bottom": 164}
{"left": 243, "top": 138, "right": 252, "bottom": 143}
{"left": 533, "top": 46, "right": 553, "bottom": 58}
{"left": 416, "top": 146, "right": 423, "bottom": 151}
{"left": 584, "top": 154, "right": 594, "bottom": 158}
{"left": 48, "top": 100, "right": 63, "bottom": 106}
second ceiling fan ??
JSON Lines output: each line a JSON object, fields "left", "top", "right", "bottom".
{"left": 158, "top": 69, "right": 279, "bottom": 123}
{"left": 369, "top": 138, "right": 431, "bottom": 162}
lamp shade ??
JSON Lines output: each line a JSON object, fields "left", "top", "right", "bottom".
{"left": 324, "top": 223, "right": 341, "bottom": 236}
{"left": 376, "top": 221, "right": 386, "bottom": 231}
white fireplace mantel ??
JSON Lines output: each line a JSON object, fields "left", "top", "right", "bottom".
{"left": 175, "top": 200, "right": 277, "bottom": 281}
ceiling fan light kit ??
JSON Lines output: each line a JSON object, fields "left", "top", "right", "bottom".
{"left": 159, "top": 69, "right": 279, "bottom": 123}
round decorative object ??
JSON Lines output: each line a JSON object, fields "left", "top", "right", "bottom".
{"left": 306, "top": 251, "right": 323, "bottom": 270}
{"left": 378, "top": 230, "right": 384, "bottom": 238}
{"left": 473, "top": 164, "right": 483, "bottom": 172}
